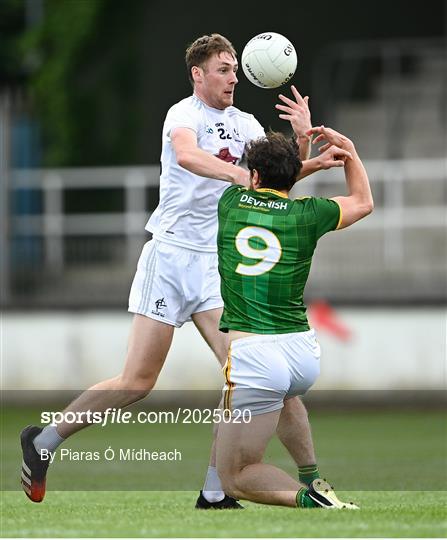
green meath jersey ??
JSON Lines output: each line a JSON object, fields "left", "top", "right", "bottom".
{"left": 217, "top": 185, "right": 342, "bottom": 334}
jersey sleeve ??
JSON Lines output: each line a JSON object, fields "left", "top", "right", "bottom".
{"left": 164, "top": 102, "right": 201, "bottom": 138}
{"left": 246, "top": 114, "right": 265, "bottom": 142}
{"left": 313, "top": 197, "right": 342, "bottom": 239}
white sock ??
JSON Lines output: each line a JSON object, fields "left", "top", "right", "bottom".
{"left": 33, "top": 425, "right": 65, "bottom": 454}
{"left": 202, "top": 466, "right": 225, "bottom": 503}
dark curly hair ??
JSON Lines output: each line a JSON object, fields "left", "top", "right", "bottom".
{"left": 246, "top": 131, "right": 302, "bottom": 191}
{"left": 185, "top": 34, "right": 237, "bottom": 86}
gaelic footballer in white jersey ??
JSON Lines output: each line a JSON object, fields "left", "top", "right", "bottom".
{"left": 146, "top": 94, "right": 265, "bottom": 252}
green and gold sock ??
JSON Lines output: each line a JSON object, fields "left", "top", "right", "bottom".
{"left": 296, "top": 487, "right": 319, "bottom": 508}
{"left": 298, "top": 464, "right": 320, "bottom": 486}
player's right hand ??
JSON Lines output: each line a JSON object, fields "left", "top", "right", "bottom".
{"left": 232, "top": 167, "right": 251, "bottom": 188}
{"left": 306, "top": 125, "right": 355, "bottom": 153}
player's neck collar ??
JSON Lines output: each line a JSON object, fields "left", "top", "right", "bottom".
{"left": 192, "top": 93, "right": 227, "bottom": 113}
{"left": 256, "top": 188, "right": 289, "bottom": 199}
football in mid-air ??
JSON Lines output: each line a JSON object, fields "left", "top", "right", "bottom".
{"left": 241, "top": 32, "right": 297, "bottom": 89}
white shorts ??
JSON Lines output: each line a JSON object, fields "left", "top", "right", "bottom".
{"left": 128, "top": 240, "right": 223, "bottom": 327}
{"left": 222, "top": 330, "right": 320, "bottom": 416}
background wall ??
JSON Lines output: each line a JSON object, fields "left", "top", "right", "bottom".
{"left": 3, "top": 308, "right": 445, "bottom": 391}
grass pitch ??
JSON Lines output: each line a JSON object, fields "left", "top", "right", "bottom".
{"left": 1, "top": 407, "right": 446, "bottom": 537}
{"left": 2, "top": 490, "right": 446, "bottom": 537}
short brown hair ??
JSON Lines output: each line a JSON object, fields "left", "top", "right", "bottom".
{"left": 185, "top": 34, "right": 237, "bottom": 86}
{"left": 246, "top": 131, "right": 302, "bottom": 191}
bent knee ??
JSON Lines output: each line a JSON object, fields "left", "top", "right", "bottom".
{"left": 217, "top": 464, "right": 245, "bottom": 500}
{"left": 220, "top": 474, "right": 241, "bottom": 500}
{"left": 116, "top": 374, "right": 157, "bottom": 398}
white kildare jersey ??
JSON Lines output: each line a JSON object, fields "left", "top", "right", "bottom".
{"left": 146, "top": 95, "right": 265, "bottom": 252}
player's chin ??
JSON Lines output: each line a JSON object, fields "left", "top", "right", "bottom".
{"left": 223, "top": 92, "right": 234, "bottom": 105}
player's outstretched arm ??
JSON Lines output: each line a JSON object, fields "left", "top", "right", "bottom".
{"left": 308, "top": 125, "right": 374, "bottom": 229}
{"left": 276, "top": 85, "right": 312, "bottom": 160}
{"left": 171, "top": 127, "right": 250, "bottom": 186}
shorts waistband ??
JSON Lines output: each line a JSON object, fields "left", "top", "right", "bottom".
{"left": 230, "top": 329, "right": 315, "bottom": 351}
{"left": 151, "top": 233, "right": 217, "bottom": 254}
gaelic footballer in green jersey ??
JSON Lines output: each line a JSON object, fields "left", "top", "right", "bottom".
{"left": 216, "top": 128, "right": 371, "bottom": 510}
{"left": 217, "top": 134, "right": 342, "bottom": 335}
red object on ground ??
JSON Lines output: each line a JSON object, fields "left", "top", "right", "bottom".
{"left": 308, "top": 300, "right": 352, "bottom": 342}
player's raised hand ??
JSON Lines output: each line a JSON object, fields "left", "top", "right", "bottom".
{"left": 306, "top": 125, "right": 354, "bottom": 152}
{"left": 317, "top": 145, "right": 353, "bottom": 169}
{"left": 276, "top": 85, "right": 311, "bottom": 137}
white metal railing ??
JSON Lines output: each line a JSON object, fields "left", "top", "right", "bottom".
{"left": 8, "top": 166, "right": 159, "bottom": 273}
{"left": 293, "top": 158, "right": 447, "bottom": 268}
{"left": 3, "top": 159, "right": 447, "bottom": 305}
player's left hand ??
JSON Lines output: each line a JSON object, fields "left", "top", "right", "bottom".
{"left": 275, "top": 86, "right": 311, "bottom": 137}
{"left": 317, "top": 144, "right": 353, "bottom": 169}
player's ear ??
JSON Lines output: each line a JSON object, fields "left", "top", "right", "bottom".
{"left": 251, "top": 169, "right": 261, "bottom": 189}
{"left": 191, "top": 66, "right": 203, "bottom": 84}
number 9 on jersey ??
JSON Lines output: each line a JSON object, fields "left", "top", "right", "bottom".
{"left": 235, "top": 226, "right": 282, "bottom": 276}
